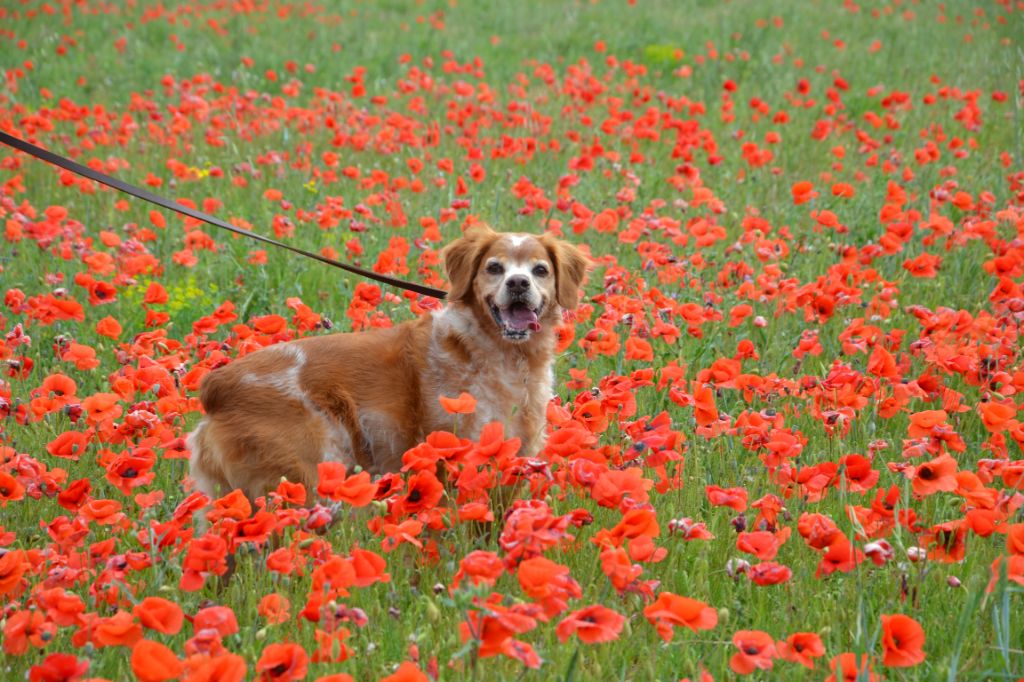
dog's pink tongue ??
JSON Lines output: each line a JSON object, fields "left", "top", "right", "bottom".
{"left": 505, "top": 305, "right": 540, "bottom": 331}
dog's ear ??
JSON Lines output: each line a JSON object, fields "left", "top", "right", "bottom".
{"left": 543, "top": 236, "right": 590, "bottom": 310}
{"left": 443, "top": 223, "right": 497, "bottom": 303}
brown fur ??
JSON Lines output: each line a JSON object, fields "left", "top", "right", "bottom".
{"left": 188, "top": 225, "right": 588, "bottom": 502}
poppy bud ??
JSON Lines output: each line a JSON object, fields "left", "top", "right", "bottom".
{"left": 947, "top": 576, "right": 962, "bottom": 588}
{"left": 726, "top": 558, "right": 750, "bottom": 578}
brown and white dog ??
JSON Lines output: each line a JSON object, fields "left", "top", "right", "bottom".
{"left": 188, "top": 224, "right": 588, "bottom": 501}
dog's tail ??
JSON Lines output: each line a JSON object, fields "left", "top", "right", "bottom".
{"left": 198, "top": 366, "right": 235, "bottom": 414}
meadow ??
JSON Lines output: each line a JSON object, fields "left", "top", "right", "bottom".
{"left": 1, "top": 0, "right": 1023, "bottom": 679}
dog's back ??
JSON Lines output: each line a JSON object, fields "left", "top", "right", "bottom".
{"left": 189, "top": 319, "right": 432, "bottom": 501}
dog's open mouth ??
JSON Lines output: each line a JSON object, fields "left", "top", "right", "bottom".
{"left": 489, "top": 300, "right": 542, "bottom": 340}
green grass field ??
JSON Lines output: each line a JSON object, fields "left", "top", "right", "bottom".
{"left": 2, "top": 0, "right": 1023, "bottom": 679}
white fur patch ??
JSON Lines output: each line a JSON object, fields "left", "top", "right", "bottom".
{"left": 241, "top": 344, "right": 358, "bottom": 468}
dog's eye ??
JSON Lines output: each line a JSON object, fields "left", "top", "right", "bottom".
{"left": 486, "top": 261, "right": 505, "bottom": 275}
{"left": 532, "top": 264, "right": 550, "bottom": 277}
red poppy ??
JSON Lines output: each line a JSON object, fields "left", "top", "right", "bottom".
{"left": 826, "top": 653, "right": 877, "bottom": 682}
{"left": 379, "top": 662, "right": 429, "bottom": 682}
{"left": 193, "top": 605, "right": 239, "bottom": 636}
{"left": 255, "top": 642, "right": 308, "bottom": 681}
{"left": 517, "top": 556, "right": 582, "bottom": 619}
{"left": 909, "top": 453, "right": 958, "bottom": 497}
{"left": 777, "top": 631, "right": 825, "bottom": 668}
{"left": 391, "top": 469, "right": 444, "bottom": 516}
{"left": 791, "top": 180, "right": 817, "bottom": 204}
{"left": 93, "top": 610, "right": 143, "bottom": 648}
{"left": 452, "top": 550, "right": 505, "bottom": 589}
{"left": 555, "top": 605, "right": 625, "bottom": 643}
{"left": 0, "top": 471, "right": 25, "bottom": 507}
{"left": 439, "top": 391, "right": 477, "bottom": 414}
{"left": 131, "top": 639, "right": 183, "bottom": 682}
{"left": 730, "top": 630, "right": 777, "bottom": 674}
{"left": 748, "top": 561, "right": 793, "bottom": 586}
{"left": 3, "top": 609, "right": 56, "bottom": 655}
{"left": 987, "top": 554, "right": 1024, "bottom": 592}
{"left": 736, "top": 530, "right": 783, "bottom": 561}
{"left": 706, "top": 484, "right": 748, "bottom": 512}
{"left": 134, "top": 596, "right": 184, "bottom": 635}
{"left": 880, "top": 614, "right": 926, "bottom": 667}
{"left": 816, "top": 536, "right": 865, "bottom": 577}
{"left": 182, "top": 652, "right": 247, "bottom": 682}
{"left": 1007, "top": 524, "right": 1024, "bottom": 555}
{"left": 317, "top": 464, "right": 376, "bottom": 507}
{"left": 642, "top": 592, "right": 718, "bottom": 641}
{"left": 28, "top": 653, "right": 89, "bottom": 682}
{"left": 258, "top": 593, "right": 291, "bottom": 624}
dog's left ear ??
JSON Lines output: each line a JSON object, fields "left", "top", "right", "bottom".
{"left": 443, "top": 223, "right": 497, "bottom": 303}
{"left": 543, "top": 236, "right": 590, "bottom": 310}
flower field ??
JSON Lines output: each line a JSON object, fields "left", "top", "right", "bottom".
{"left": 2, "top": 0, "right": 1023, "bottom": 679}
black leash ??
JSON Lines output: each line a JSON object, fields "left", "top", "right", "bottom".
{"left": 0, "top": 130, "right": 447, "bottom": 299}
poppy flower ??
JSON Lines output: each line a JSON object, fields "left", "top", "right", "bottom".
{"left": 816, "top": 537, "right": 865, "bottom": 577}
{"left": 642, "top": 592, "right": 718, "bottom": 641}
{"left": 379, "top": 662, "right": 429, "bottom": 682}
{"left": 439, "top": 391, "right": 477, "bottom": 414}
{"left": 317, "top": 465, "right": 376, "bottom": 507}
{"left": 28, "top": 652, "right": 89, "bottom": 682}
{"left": 255, "top": 642, "right": 308, "bottom": 681}
{"left": 0, "top": 471, "right": 25, "bottom": 506}
{"left": 350, "top": 546, "right": 391, "bottom": 587}
{"left": 979, "top": 401, "right": 1017, "bottom": 433}
{"left": 730, "top": 630, "right": 777, "bottom": 674}
{"left": 706, "top": 484, "right": 748, "bottom": 512}
{"left": 692, "top": 383, "right": 719, "bottom": 427}
{"left": 131, "top": 639, "right": 183, "bottom": 682}
{"left": 391, "top": 469, "right": 444, "bottom": 516}
{"left": 736, "top": 530, "right": 783, "bottom": 561}
{"left": 517, "top": 556, "right": 582, "bottom": 618}
{"left": 907, "top": 409, "right": 949, "bottom": 439}
{"left": 826, "top": 653, "right": 877, "bottom": 682}
{"left": 880, "top": 614, "right": 926, "bottom": 667}
{"left": 258, "top": 593, "right": 291, "bottom": 624}
{"left": 920, "top": 520, "right": 967, "bottom": 563}
{"left": 748, "top": 561, "right": 792, "bottom": 586}
{"left": 909, "top": 453, "right": 959, "bottom": 497}
{"left": 777, "top": 632, "right": 825, "bottom": 668}
{"left": 193, "top": 605, "right": 239, "bottom": 636}
{"left": 791, "top": 180, "right": 817, "bottom": 204}
{"left": 182, "top": 653, "right": 247, "bottom": 682}
{"left": 1007, "top": 524, "right": 1024, "bottom": 556}
{"left": 555, "top": 605, "right": 625, "bottom": 643}
{"left": 452, "top": 550, "right": 505, "bottom": 589}
{"left": 95, "top": 315, "right": 122, "bottom": 339}
{"left": 3, "top": 609, "right": 56, "bottom": 656}
{"left": 134, "top": 596, "right": 184, "bottom": 635}
{"left": 93, "top": 609, "right": 143, "bottom": 648}
{"left": 987, "top": 554, "right": 1024, "bottom": 592}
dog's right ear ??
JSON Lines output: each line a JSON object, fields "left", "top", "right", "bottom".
{"left": 442, "top": 223, "right": 496, "bottom": 303}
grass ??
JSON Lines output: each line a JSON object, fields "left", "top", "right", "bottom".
{"left": 1, "top": 0, "right": 1023, "bottom": 680}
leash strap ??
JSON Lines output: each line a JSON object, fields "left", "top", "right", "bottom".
{"left": 0, "top": 130, "right": 447, "bottom": 299}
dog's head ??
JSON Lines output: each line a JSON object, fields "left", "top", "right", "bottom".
{"left": 442, "top": 224, "right": 589, "bottom": 343}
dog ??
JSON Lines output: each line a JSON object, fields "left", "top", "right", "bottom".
{"left": 187, "top": 224, "right": 589, "bottom": 502}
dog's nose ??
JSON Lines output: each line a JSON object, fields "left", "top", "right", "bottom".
{"left": 505, "top": 275, "right": 530, "bottom": 294}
